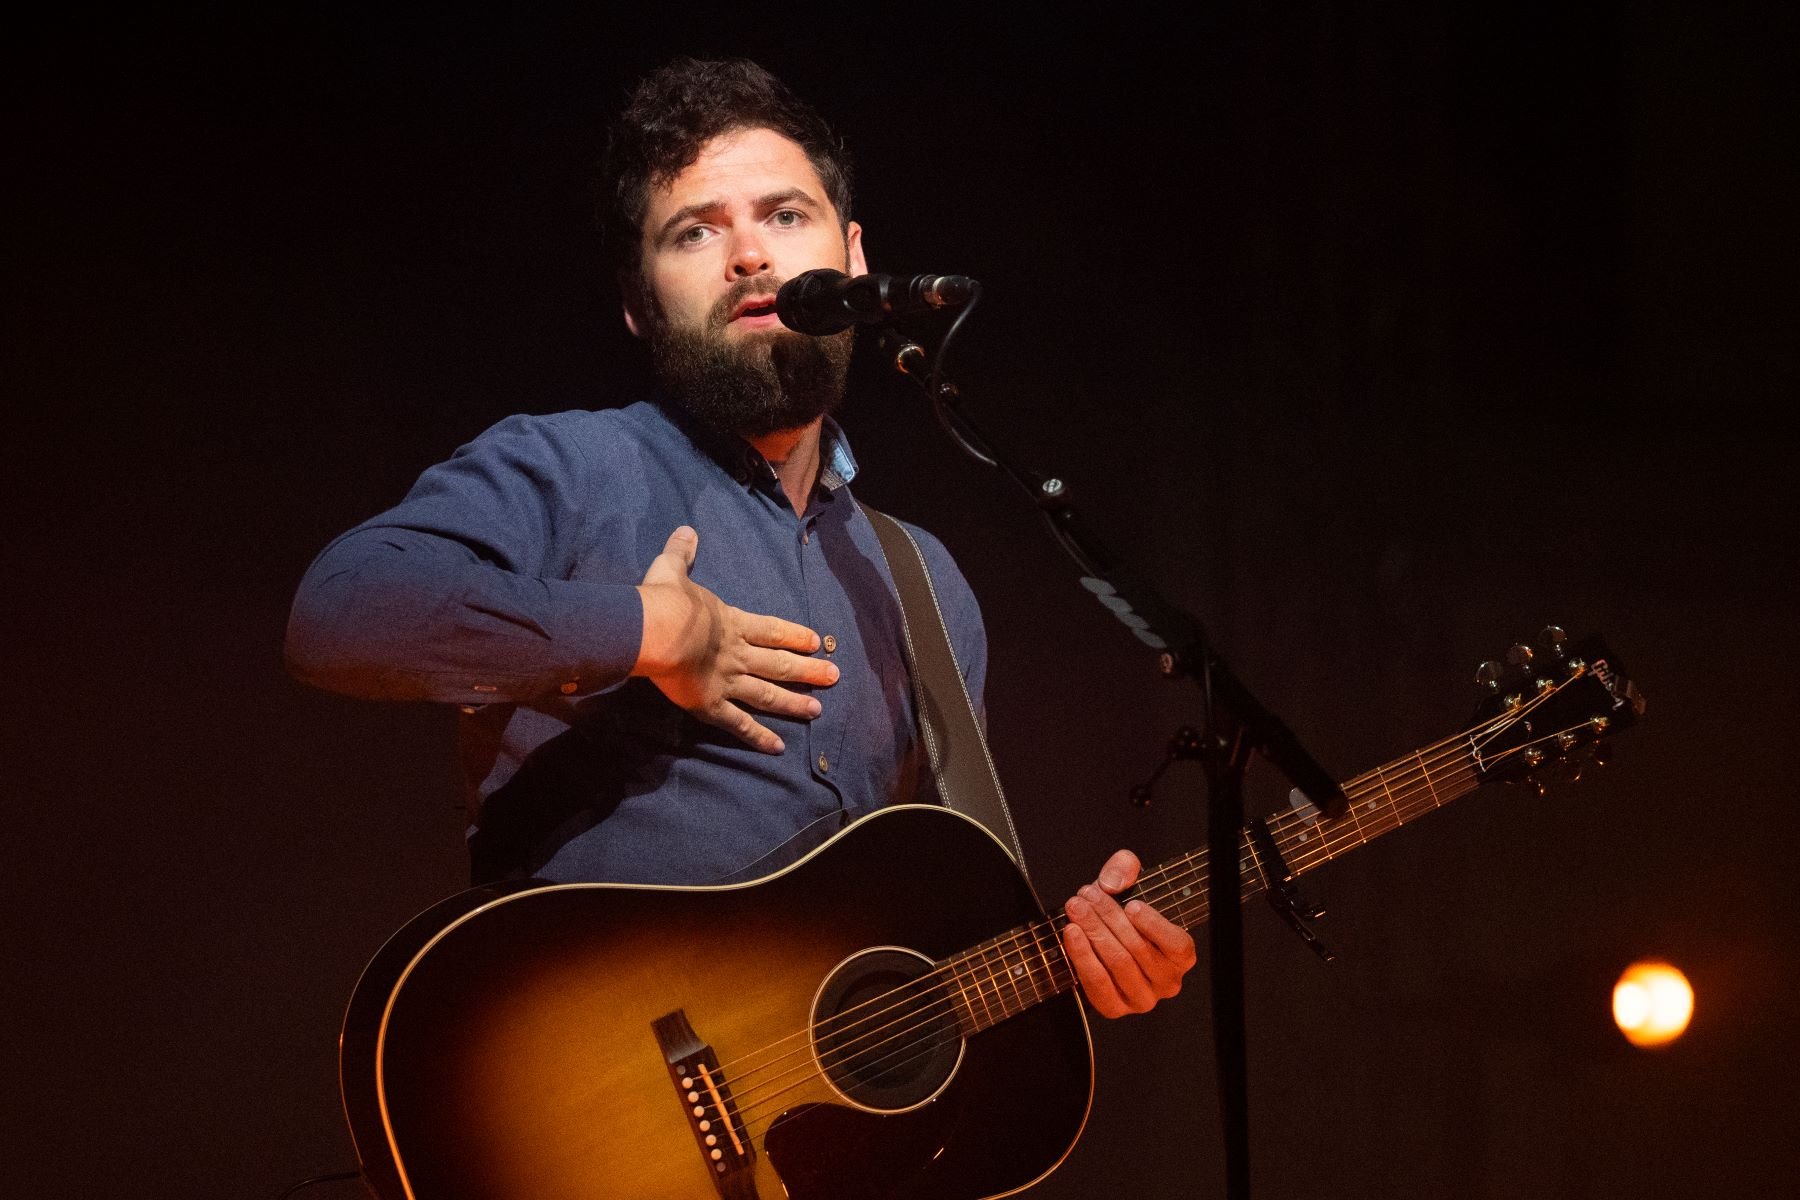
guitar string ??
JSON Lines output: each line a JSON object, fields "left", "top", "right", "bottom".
{"left": 729, "top": 725, "right": 1578, "bottom": 1142}
{"left": 703, "top": 679, "right": 1587, "bottom": 1123}
{"left": 710, "top": 697, "right": 1530, "bottom": 1089}
{"left": 715, "top": 712, "right": 1589, "bottom": 1135}
{"left": 724, "top": 747, "right": 1506, "bottom": 1137}
{"left": 717, "top": 725, "right": 1500, "bottom": 1129}
{"left": 724, "top": 760, "right": 1486, "bottom": 1140}
{"left": 707, "top": 694, "right": 1575, "bottom": 1125}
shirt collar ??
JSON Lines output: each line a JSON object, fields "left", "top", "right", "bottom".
{"left": 816, "top": 415, "right": 859, "bottom": 490}
{"left": 653, "top": 398, "right": 859, "bottom": 492}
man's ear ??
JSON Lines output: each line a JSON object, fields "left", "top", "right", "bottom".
{"left": 846, "top": 221, "right": 868, "bottom": 277}
{"left": 619, "top": 271, "right": 647, "bottom": 339}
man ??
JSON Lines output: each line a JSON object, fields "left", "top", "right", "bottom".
{"left": 285, "top": 57, "right": 1193, "bottom": 1019}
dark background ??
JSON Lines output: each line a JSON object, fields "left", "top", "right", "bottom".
{"left": 9, "top": 4, "right": 1796, "bottom": 1197}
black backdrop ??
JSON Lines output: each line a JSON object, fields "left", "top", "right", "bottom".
{"left": 10, "top": 5, "right": 1797, "bottom": 1198}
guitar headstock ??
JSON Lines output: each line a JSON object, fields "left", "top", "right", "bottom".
{"left": 1468, "top": 626, "right": 1645, "bottom": 792}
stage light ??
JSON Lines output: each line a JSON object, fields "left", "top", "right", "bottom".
{"left": 1612, "top": 960, "right": 1693, "bottom": 1047}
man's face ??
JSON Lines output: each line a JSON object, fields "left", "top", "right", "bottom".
{"left": 625, "top": 127, "right": 868, "bottom": 436}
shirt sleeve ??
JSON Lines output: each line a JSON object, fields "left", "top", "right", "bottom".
{"left": 284, "top": 413, "right": 645, "bottom": 704}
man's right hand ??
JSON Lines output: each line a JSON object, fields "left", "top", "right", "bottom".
{"left": 633, "top": 525, "right": 838, "bottom": 755}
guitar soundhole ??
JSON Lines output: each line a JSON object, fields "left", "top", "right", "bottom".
{"left": 811, "top": 946, "right": 964, "bottom": 1113}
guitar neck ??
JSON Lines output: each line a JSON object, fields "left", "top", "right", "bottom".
{"left": 942, "top": 730, "right": 1484, "bottom": 1035}
{"left": 946, "top": 644, "right": 1637, "bottom": 1034}
{"left": 1145, "top": 732, "right": 1484, "bottom": 932}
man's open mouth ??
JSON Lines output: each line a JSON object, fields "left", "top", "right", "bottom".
{"left": 731, "top": 295, "right": 780, "bottom": 322}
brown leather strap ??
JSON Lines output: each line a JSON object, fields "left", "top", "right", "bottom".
{"left": 860, "top": 503, "right": 1031, "bottom": 876}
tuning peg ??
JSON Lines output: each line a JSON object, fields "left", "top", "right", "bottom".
{"left": 1506, "top": 642, "right": 1535, "bottom": 675}
{"left": 1475, "top": 660, "right": 1504, "bottom": 695}
{"left": 1536, "top": 625, "right": 1568, "bottom": 661}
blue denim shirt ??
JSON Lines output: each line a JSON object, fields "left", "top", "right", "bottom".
{"left": 285, "top": 400, "right": 985, "bottom": 885}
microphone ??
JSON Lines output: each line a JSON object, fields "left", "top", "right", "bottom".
{"left": 775, "top": 269, "right": 978, "bottom": 335}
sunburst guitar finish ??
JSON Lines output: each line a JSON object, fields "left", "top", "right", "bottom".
{"left": 341, "top": 806, "right": 1095, "bottom": 1200}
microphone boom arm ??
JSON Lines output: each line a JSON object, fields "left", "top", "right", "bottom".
{"left": 880, "top": 326, "right": 1345, "bottom": 817}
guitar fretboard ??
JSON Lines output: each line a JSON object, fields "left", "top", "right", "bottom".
{"left": 942, "top": 733, "right": 1489, "bottom": 1035}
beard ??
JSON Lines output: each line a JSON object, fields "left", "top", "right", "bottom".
{"left": 645, "top": 278, "right": 854, "bottom": 439}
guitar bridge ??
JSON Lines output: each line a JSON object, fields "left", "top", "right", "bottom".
{"left": 651, "top": 1009, "right": 757, "bottom": 1198}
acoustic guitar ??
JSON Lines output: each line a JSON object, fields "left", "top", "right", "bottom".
{"left": 338, "top": 628, "right": 1642, "bottom": 1199}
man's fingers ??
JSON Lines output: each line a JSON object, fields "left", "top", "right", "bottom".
{"left": 1062, "top": 922, "right": 1129, "bottom": 1019}
{"left": 727, "top": 674, "right": 824, "bottom": 721}
{"left": 1087, "top": 887, "right": 1191, "bottom": 994}
{"left": 741, "top": 646, "right": 839, "bottom": 689}
{"left": 1062, "top": 850, "right": 1199, "bottom": 1018}
{"left": 1129, "top": 901, "right": 1200, "bottom": 967}
{"left": 1069, "top": 886, "right": 1198, "bottom": 1009}
{"left": 632, "top": 533, "right": 825, "bottom": 752}
{"left": 642, "top": 525, "right": 699, "bottom": 587}
{"left": 1065, "top": 892, "right": 1154, "bottom": 1011}
{"left": 1096, "top": 848, "right": 1141, "bottom": 893}
{"left": 1079, "top": 885, "right": 1155, "bottom": 958}
{"left": 742, "top": 610, "right": 821, "bottom": 653}
{"left": 663, "top": 525, "right": 698, "bottom": 564}
{"left": 702, "top": 699, "right": 784, "bottom": 756}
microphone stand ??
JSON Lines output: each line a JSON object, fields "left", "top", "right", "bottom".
{"left": 878, "top": 324, "right": 1346, "bottom": 1200}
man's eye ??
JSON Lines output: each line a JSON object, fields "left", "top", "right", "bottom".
{"left": 771, "top": 209, "right": 803, "bottom": 228}
{"left": 677, "top": 225, "right": 710, "bottom": 245}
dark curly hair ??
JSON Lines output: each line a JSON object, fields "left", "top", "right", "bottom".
{"left": 600, "top": 58, "right": 854, "bottom": 278}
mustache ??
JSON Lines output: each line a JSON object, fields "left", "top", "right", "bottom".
{"left": 708, "top": 277, "right": 785, "bottom": 330}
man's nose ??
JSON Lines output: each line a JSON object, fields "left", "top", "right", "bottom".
{"left": 727, "top": 230, "right": 771, "bottom": 279}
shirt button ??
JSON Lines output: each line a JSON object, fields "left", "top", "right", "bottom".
{"left": 822, "top": 635, "right": 838, "bottom": 654}
{"left": 801, "top": 529, "right": 810, "bottom": 545}
{"left": 817, "top": 753, "right": 830, "bottom": 774}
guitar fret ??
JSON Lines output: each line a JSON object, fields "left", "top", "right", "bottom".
{"left": 1341, "top": 788, "right": 1369, "bottom": 844}
{"left": 992, "top": 939, "right": 1022, "bottom": 1018}
{"left": 1008, "top": 933, "right": 1040, "bottom": 1010}
{"left": 1034, "top": 919, "right": 1072, "bottom": 997}
{"left": 947, "top": 953, "right": 982, "bottom": 1034}
{"left": 1013, "top": 935, "right": 1036, "bottom": 1010}
{"left": 947, "top": 927, "right": 1058, "bottom": 1035}
{"left": 1414, "top": 751, "right": 1442, "bottom": 806}
{"left": 1373, "top": 764, "right": 1401, "bottom": 836}
{"left": 975, "top": 942, "right": 1005, "bottom": 1031}
{"left": 1242, "top": 831, "right": 1270, "bottom": 892}
{"left": 1041, "top": 920, "right": 1070, "bottom": 994}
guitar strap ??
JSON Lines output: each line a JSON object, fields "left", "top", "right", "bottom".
{"left": 859, "top": 503, "right": 1032, "bottom": 879}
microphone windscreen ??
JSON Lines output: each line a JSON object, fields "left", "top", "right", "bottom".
{"left": 776, "top": 269, "right": 854, "bottom": 335}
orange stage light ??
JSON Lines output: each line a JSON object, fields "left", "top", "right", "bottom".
{"left": 1612, "top": 960, "right": 1693, "bottom": 1047}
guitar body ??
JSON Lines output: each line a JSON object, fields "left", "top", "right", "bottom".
{"left": 341, "top": 806, "right": 1095, "bottom": 1200}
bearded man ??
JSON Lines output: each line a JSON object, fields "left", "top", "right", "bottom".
{"left": 285, "top": 57, "right": 1193, "bottom": 1021}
